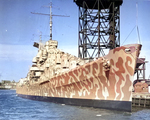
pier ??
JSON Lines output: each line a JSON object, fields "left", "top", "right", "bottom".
{"left": 132, "top": 93, "right": 150, "bottom": 108}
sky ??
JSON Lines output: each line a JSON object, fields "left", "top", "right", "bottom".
{"left": 0, "top": 0, "right": 150, "bottom": 82}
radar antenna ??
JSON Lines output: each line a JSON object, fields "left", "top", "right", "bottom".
{"left": 31, "top": 2, "right": 69, "bottom": 40}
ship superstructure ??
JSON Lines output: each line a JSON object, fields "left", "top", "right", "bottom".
{"left": 19, "top": 40, "right": 88, "bottom": 86}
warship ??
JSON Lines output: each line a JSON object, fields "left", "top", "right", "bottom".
{"left": 16, "top": 0, "right": 142, "bottom": 112}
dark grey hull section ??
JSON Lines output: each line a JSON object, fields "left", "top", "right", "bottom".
{"left": 17, "top": 94, "right": 131, "bottom": 112}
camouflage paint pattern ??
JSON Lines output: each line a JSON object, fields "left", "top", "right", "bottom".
{"left": 16, "top": 44, "right": 141, "bottom": 103}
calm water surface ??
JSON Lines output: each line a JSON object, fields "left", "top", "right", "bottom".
{"left": 0, "top": 90, "right": 150, "bottom": 120}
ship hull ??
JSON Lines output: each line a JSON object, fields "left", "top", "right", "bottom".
{"left": 16, "top": 44, "right": 142, "bottom": 112}
{"left": 17, "top": 94, "right": 131, "bottom": 111}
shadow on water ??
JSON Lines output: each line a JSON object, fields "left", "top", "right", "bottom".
{"left": 132, "top": 106, "right": 150, "bottom": 112}
{"left": 1, "top": 90, "right": 150, "bottom": 120}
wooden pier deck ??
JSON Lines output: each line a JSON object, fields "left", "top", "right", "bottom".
{"left": 132, "top": 93, "right": 150, "bottom": 107}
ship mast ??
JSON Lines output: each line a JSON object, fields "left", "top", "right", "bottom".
{"left": 31, "top": 2, "right": 69, "bottom": 41}
{"left": 50, "top": 2, "right": 52, "bottom": 40}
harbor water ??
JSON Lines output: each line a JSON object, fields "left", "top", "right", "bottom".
{"left": 0, "top": 90, "right": 150, "bottom": 120}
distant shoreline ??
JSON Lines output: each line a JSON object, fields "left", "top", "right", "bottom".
{"left": 0, "top": 88, "right": 16, "bottom": 90}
